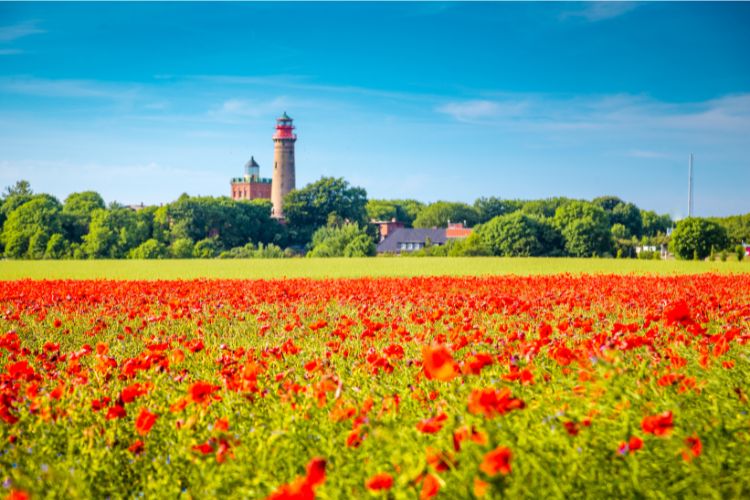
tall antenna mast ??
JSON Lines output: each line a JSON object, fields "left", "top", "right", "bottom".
{"left": 688, "top": 153, "right": 694, "bottom": 217}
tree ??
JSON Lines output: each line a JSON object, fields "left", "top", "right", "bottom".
{"left": 220, "top": 242, "right": 286, "bottom": 259}
{"left": 308, "top": 223, "right": 375, "bottom": 257}
{"left": 610, "top": 223, "right": 630, "bottom": 240}
{"left": 128, "top": 239, "right": 167, "bottom": 259}
{"left": 193, "top": 237, "right": 222, "bottom": 258}
{"left": 3, "top": 180, "right": 32, "bottom": 199}
{"left": 392, "top": 199, "right": 425, "bottom": 227}
{"left": 64, "top": 191, "right": 106, "bottom": 216}
{"left": 641, "top": 210, "right": 673, "bottom": 237}
{"left": 343, "top": 234, "right": 377, "bottom": 257}
{"left": 0, "top": 180, "right": 34, "bottom": 231}
{"left": 611, "top": 202, "right": 643, "bottom": 238}
{"left": 554, "top": 201, "right": 612, "bottom": 256}
{"left": 63, "top": 191, "right": 107, "bottom": 242}
{"left": 476, "top": 212, "right": 563, "bottom": 256}
{"left": 82, "top": 208, "right": 151, "bottom": 258}
{"left": 474, "top": 197, "right": 523, "bottom": 223}
{"left": 592, "top": 195, "right": 624, "bottom": 212}
{"left": 709, "top": 213, "right": 750, "bottom": 246}
{"left": 45, "top": 234, "right": 70, "bottom": 259}
{"left": 154, "top": 196, "right": 283, "bottom": 249}
{"left": 1, "top": 194, "right": 64, "bottom": 258}
{"left": 520, "top": 197, "right": 572, "bottom": 219}
{"left": 562, "top": 219, "right": 608, "bottom": 257}
{"left": 170, "top": 238, "right": 194, "bottom": 258}
{"left": 284, "top": 177, "right": 369, "bottom": 241}
{"left": 413, "top": 201, "right": 479, "bottom": 228}
{"left": 669, "top": 217, "right": 729, "bottom": 260}
{"left": 366, "top": 199, "right": 424, "bottom": 227}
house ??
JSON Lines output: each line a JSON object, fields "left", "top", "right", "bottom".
{"left": 635, "top": 244, "right": 669, "bottom": 259}
{"left": 376, "top": 223, "right": 473, "bottom": 254}
{"left": 372, "top": 218, "right": 405, "bottom": 242}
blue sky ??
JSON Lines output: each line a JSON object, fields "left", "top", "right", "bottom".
{"left": 0, "top": 2, "right": 748, "bottom": 217}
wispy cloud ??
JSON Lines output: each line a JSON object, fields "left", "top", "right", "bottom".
{"left": 214, "top": 97, "right": 292, "bottom": 118}
{"left": 0, "top": 49, "right": 23, "bottom": 56}
{"left": 435, "top": 99, "right": 528, "bottom": 122}
{"left": 0, "top": 20, "right": 45, "bottom": 42}
{"left": 628, "top": 149, "right": 672, "bottom": 159}
{"left": 560, "top": 2, "right": 638, "bottom": 22}
{"left": 435, "top": 93, "right": 750, "bottom": 136}
{"left": 0, "top": 76, "right": 142, "bottom": 101}
{"left": 191, "top": 74, "right": 430, "bottom": 103}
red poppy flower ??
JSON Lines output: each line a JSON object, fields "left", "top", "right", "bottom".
{"left": 305, "top": 457, "right": 326, "bottom": 487}
{"left": 664, "top": 300, "right": 692, "bottom": 326}
{"left": 416, "top": 412, "right": 448, "bottom": 434}
{"left": 641, "top": 411, "right": 674, "bottom": 436}
{"left": 618, "top": 436, "right": 643, "bottom": 455}
{"left": 365, "top": 473, "right": 394, "bottom": 491}
{"left": 479, "top": 446, "right": 512, "bottom": 476}
{"left": 6, "top": 490, "right": 30, "bottom": 500}
{"left": 188, "top": 381, "right": 220, "bottom": 405}
{"left": 106, "top": 404, "right": 126, "bottom": 420}
{"left": 419, "top": 473, "right": 440, "bottom": 500}
{"left": 121, "top": 383, "right": 150, "bottom": 404}
{"left": 266, "top": 457, "right": 326, "bottom": 500}
{"left": 682, "top": 434, "right": 702, "bottom": 461}
{"left": 214, "top": 417, "right": 230, "bottom": 432}
{"left": 192, "top": 441, "right": 213, "bottom": 455}
{"left": 426, "top": 447, "right": 456, "bottom": 472}
{"left": 135, "top": 408, "right": 158, "bottom": 436}
{"left": 453, "top": 425, "right": 488, "bottom": 451}
{"left": 128, "top": 439, "right": 145, "bottom": 455}
{"left": 467, "top": 387, "right": 525, "bottom": 418}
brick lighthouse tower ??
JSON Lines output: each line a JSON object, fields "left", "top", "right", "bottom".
{"left": 271, "top": 112, "right": 297, "bottom": 218}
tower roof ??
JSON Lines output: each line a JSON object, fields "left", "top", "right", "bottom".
{"left": 245, "top": 156, "right": 259, "bottom": 169}
{"left": 278, "top": 111, "right": 292, "bottom": 121}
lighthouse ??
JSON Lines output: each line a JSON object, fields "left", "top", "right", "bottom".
{"left": 271, "top": 112, "right": 297, "bottom": 218}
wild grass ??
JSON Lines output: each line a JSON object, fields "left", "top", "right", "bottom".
{"left": 0, "top": 257, "right": 747, "bottom": 280}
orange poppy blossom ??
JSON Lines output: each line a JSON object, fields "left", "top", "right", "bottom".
{"left": 422, "top": 344, "right": 459, "bottom": 381}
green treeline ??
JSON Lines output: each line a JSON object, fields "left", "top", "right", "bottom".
{"left": 1, "top": 179, "right": 748, "bottom": 260}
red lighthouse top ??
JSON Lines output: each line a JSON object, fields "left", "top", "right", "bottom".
{"left": 273, "top": 111, "right": 296, "bottom": 140}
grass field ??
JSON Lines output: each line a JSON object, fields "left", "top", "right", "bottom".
{"left": 0, "top": 257, "right": 748, "bottom": 280}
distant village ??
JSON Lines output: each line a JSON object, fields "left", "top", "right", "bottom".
{"left": 116, "top": 112, "right": 750, "bottom": 260}
{"left": 224, "top": 112, "right": 478, "bottom": 255}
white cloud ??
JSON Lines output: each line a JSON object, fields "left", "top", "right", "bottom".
{"left": 0, "top": 20, "right": 45, "bottom": 42}
{"left": 628, "top": 149, "right": 672, "bottom": 159}
{"left": 560, "top": 2, "right": 639, "bottom": 22}
{"left": 0, "top": 76, "right": 142, "bottom": 101}
{"left": 435, "top": 99, "right": 528, "bottom": 122}
{"left": 435, "top": 93, "right": 750, "bottom": 136}
{"left": 210, "top": 96, "right": 293, "bottom": 121}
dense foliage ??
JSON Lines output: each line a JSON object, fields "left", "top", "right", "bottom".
{"left": 413, "top": 201, "right": 480, "bottom": 229}
{"left": 1, "top": 179, "right": 746, "bottom": 259}
{"left": 365, "top": 199, "right": 424, "bottom": 227}
{"left": 669, "top": 218, "right": 730, "bottom": 260}
{"left": 283, "top": 177, "right": 368, "bottom": 244}
{"left": 1, "top": 275, "right": 750, "bottom": 498}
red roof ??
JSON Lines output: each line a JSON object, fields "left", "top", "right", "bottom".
{"left": 446, "top": 227, "right": 472, "bottom": 238}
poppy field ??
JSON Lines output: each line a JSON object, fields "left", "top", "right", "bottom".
{"left": 1, "top": 274, "right": 750, "bottom": 498}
